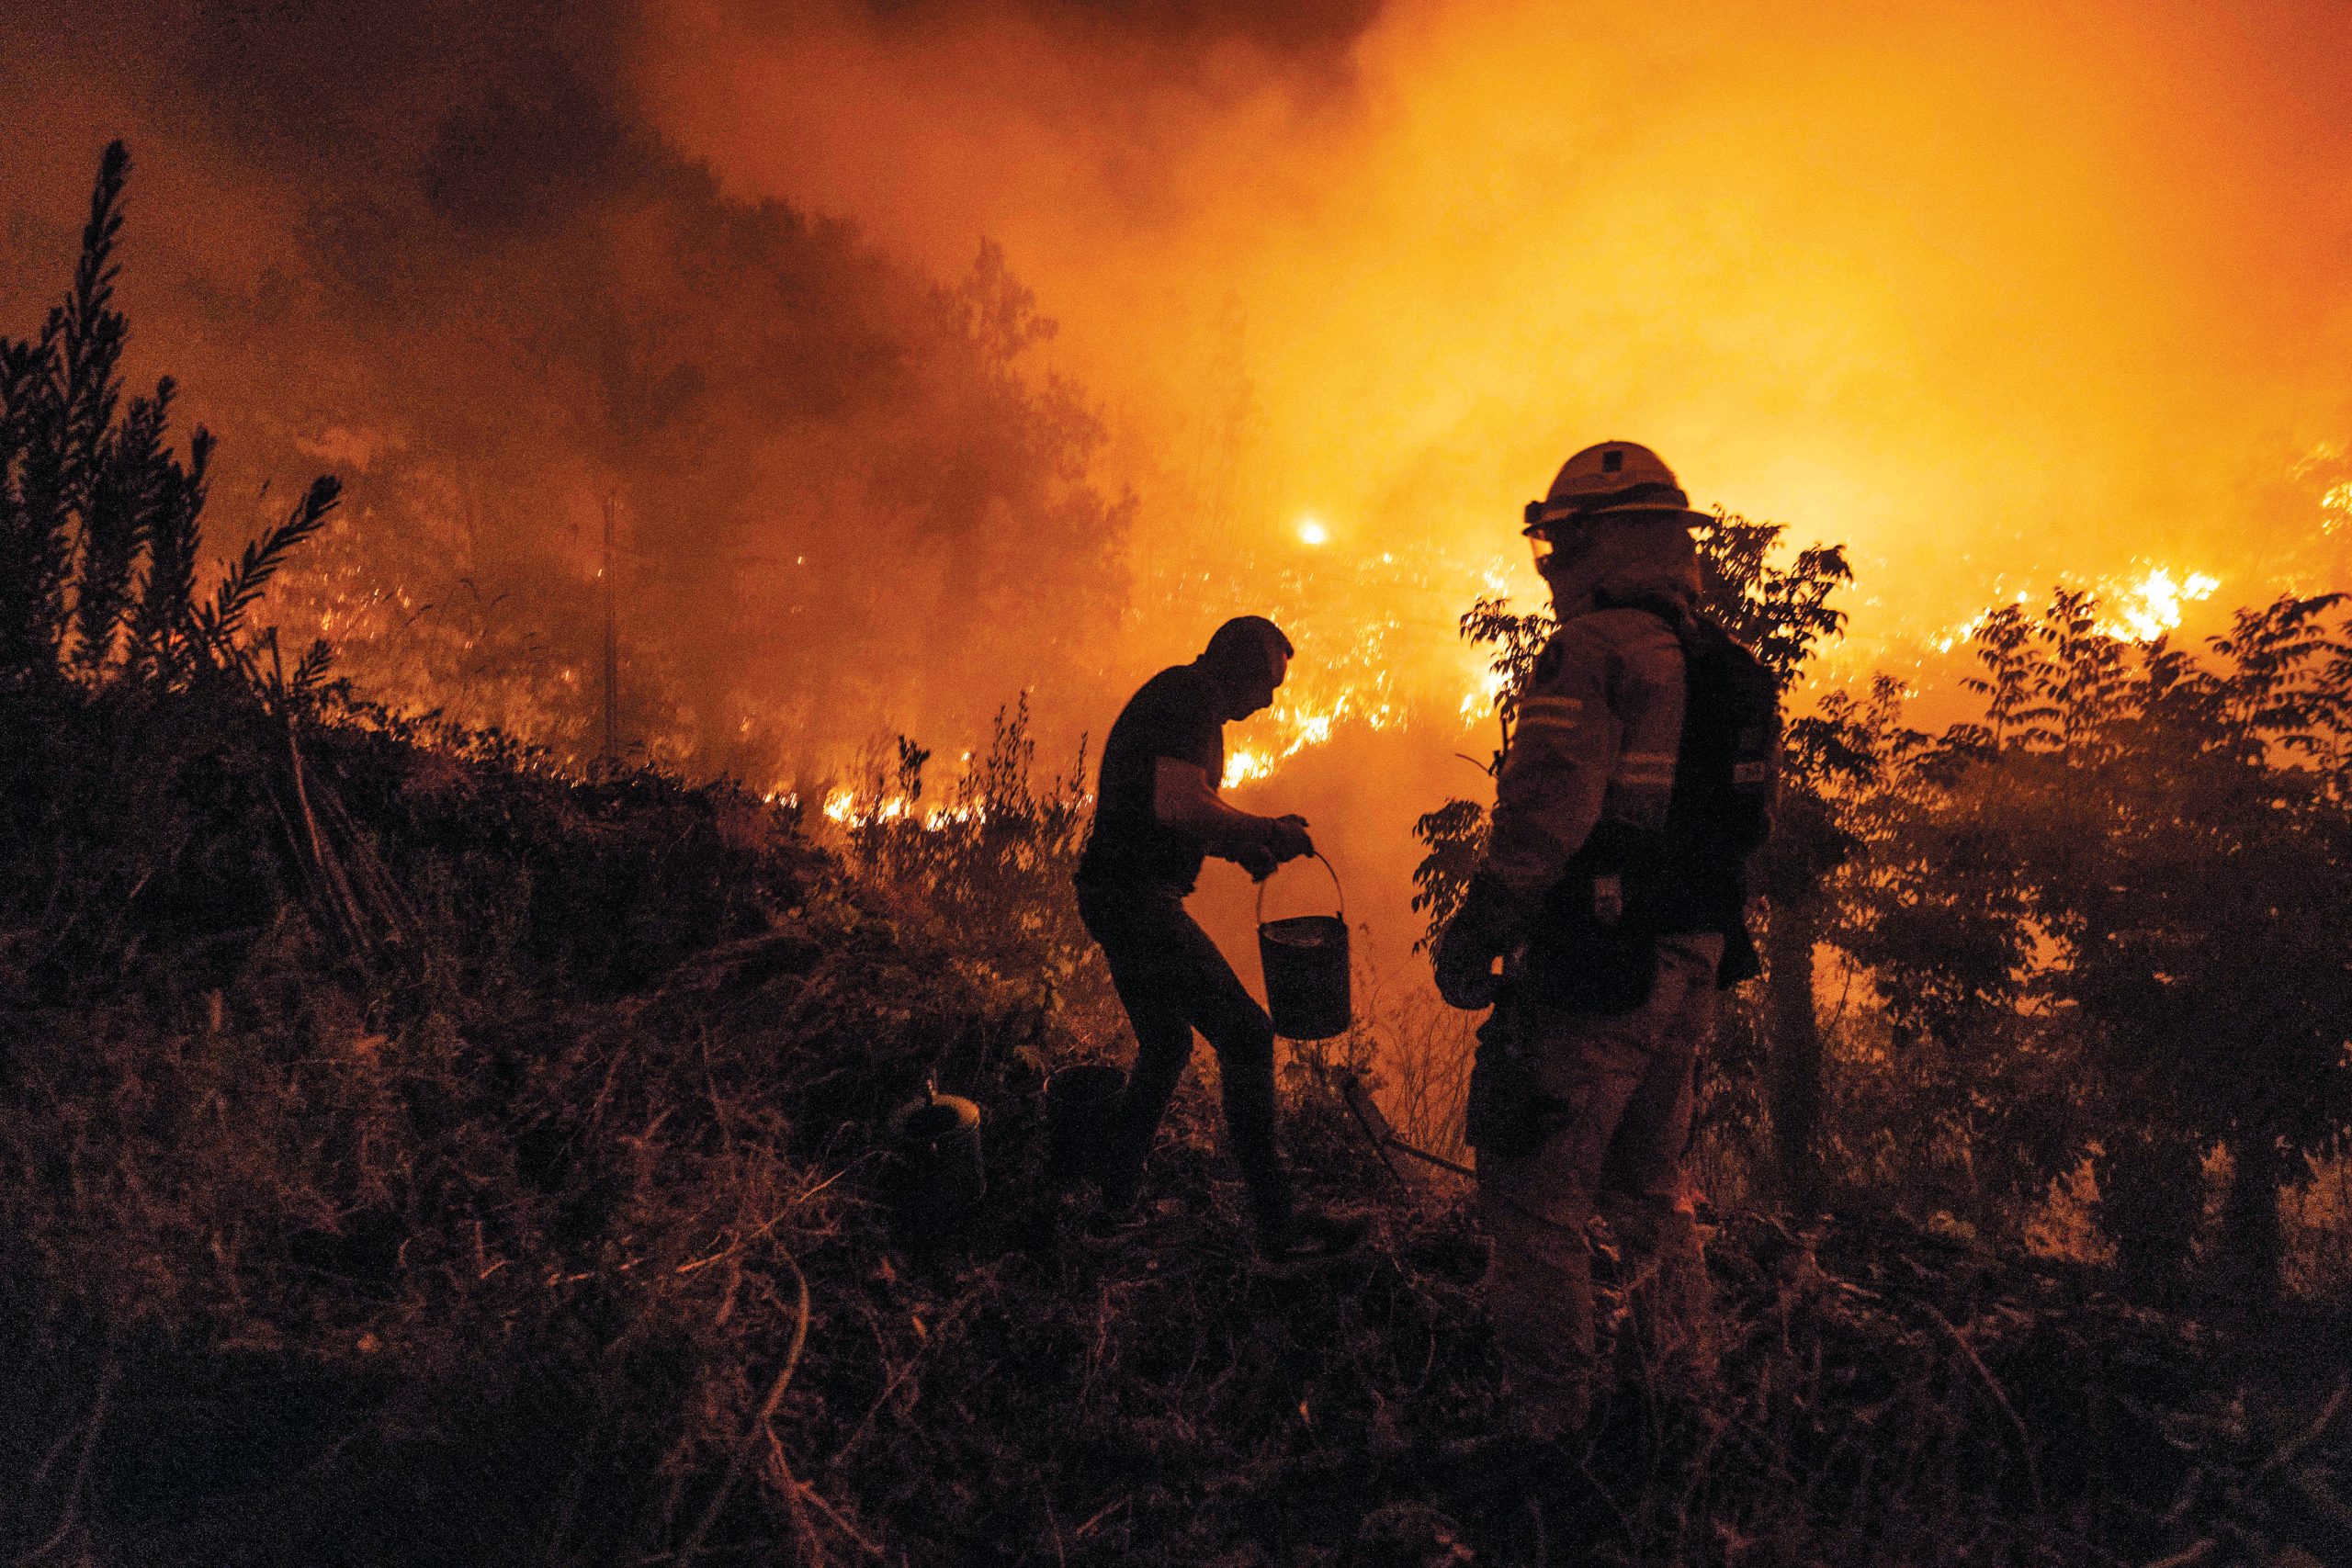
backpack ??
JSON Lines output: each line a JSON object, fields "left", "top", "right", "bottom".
{"left": 1657, "top": 612, "right": 1779, "bottom": 921}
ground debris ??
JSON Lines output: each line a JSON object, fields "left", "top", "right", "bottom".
{"left": 4, "top": 685, "right": 2346, "bottom": 1566}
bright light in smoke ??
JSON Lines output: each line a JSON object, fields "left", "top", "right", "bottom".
{"left": 1297, "top": 518, "right": 1329, "bottom": 547}
{"left": 1224, "top": 749, "right": 1272, "bottom": 788}
{"left": 1938, "top": 567, "right": 2221, "bottom": 654}
{"left": 2101, "top": 567, "right": 2220, "bottom": 643}
{"left": 2324, "top": 483, "right": 2352, "bottom": 536}
{"left": 1460, "top": 668, "right": 1507, "bottom": 723}
{"left": 1935, "top": 621, "right": 1972, "bottom": 657}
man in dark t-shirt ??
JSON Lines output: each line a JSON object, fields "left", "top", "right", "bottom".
{"left": 1074, "top": 616, "right": 1363, "bottom": 1259}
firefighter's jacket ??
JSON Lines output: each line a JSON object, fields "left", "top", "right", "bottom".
{"left": 1483, "top": 604, "right": 1687, "bottom": 927}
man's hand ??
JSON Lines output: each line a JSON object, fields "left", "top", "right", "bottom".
{"left": 1264, "top": 814, "right": 1315, "bottom": 864}
{"left": 1432, "top": 917, "right": 1501, "bottom": 1010}
{"left": 1226, "top": 815, "right": 1304, "bottom": 879}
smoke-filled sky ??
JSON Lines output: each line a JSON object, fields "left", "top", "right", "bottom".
{"left": 655, "top": 0, "right": 2352, "bottom": 615}
{"left": 7, "top": 0, "right": 2352, "bottom": 794}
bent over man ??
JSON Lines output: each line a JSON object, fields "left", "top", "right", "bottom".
{"left": 1434, "top": 442, "right": 1778, "bottom": 1434}
{"left": 1075, "top": 616, "right": 1363, "bottom": 1259}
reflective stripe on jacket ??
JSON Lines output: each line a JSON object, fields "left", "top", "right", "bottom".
{"left": 1483, "top": 606, "right": 1687, "bottom": 902}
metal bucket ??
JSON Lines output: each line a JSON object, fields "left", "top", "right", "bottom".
{"left": 1045, "top": 1062, "right": 1125, "bottom": 1186}
{"left": 886, "top": 1083, "right": 985, "bottom": 1243}
{"left": 1257, "top": 853, "right": 1351, "bottom": 1041}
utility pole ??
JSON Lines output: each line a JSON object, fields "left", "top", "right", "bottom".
{"left": 601, "top": 491, "right": 619, "bottom": 770}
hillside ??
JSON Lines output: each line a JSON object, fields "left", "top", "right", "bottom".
{"left": 2, "top": 676, "right": 2346, "bottom": 1566}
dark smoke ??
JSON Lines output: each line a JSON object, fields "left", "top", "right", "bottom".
{"left": 856, "top": 0, "right": 1385, "bottom": 65}
{"left": 1, "top": 0, "right": 1142, "bottom": 781}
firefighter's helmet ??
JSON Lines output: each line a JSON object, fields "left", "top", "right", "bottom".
{"left": 1522, "top": 441, "right": 1703, "bottom": 566}
{"left": 1525, "top": 439, "right": 1704, "bottom": 525}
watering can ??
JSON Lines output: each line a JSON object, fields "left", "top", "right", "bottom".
{"left": 886, "top": 1077, "right": 984, "bottom": 1243}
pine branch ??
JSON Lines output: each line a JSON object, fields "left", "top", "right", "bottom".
{"left": 194, "top": 475, "right": 340, "bottom": 659}
{"left": 0, "top": 338, "right": 42, "bottom": 672}
{"left": 58, "top": 141, "right": 130, "bottom": 515}
{"left": 290, "top": 637, "right": 336, "bottom": 695}
{"left": 130, "top": 424, "right": 210, "bottom": 679}
{"left": 72, "top": 378, "right": 172, "bottom": 671}
{"left": 0, "top": 141, "right": 131, "bottom": 674}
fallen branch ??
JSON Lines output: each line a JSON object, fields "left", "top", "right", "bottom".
{"left": 825, "top": 1278, "right": 994, "bottom": 1472}
{"left": 2256, "top": 1373, "right": 2346, "bottom": 1475}
{"left": 1921, "top": 1303, "right": 2043, "bottom": 1512}
{"left": 768, "top": 1432, "right": 882, "bottom": 1559}
{"left": 1072, "top": 1495, "right": 1130, "bottom": 1540}
{"left": 668, "top": 1248, "right": 811, "bottom": 1567}
{"left": 18, "top": 1358, "right": 119, "bottom": 1564}
{"left": 1334, "top": 1066, "right": 1473, "bottom": 1180}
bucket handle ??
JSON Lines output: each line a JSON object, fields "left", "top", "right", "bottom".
{"left": 1255, "top": 851, "right": 1346, "bottom": 927}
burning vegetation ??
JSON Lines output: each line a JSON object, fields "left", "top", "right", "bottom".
{"left": 4, "top": 142, "right": 2351, "bottom": 1566}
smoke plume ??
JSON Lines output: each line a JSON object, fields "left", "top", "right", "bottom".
{"left": 8, "top": 0, "right": 2352, "bottom": 867}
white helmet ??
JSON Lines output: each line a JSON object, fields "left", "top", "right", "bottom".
{"left": 1522, "top": 440, "right": 1703, "bottom": 534}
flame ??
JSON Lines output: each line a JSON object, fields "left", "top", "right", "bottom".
{"left": 2098, "top": 567, "right": 2220, "bottom": 643}
{"left": 823, "top": 787, "right": 899, "bottom": 825}
{"left": 1223, "top": 685, "right": 1409, "bottom": 788}
{"left": 1939, "top": 566, "right": 2220, "bottom": 655}
{"left": 2323, "top": 483, "right": 2352, "bottom": 538}
{"left": 1459, "top": 667, "right": 1508, "bottom": 723}
{"left": 817, "top": 786, "right": 1000, "bottom": 830}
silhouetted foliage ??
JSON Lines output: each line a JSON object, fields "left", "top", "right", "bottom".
{"left": 0, "top": 141, "right": 339, "bottom": 695}
{"left": 842, "top": 697, "right": 1100, "bottom": 1008}
{"left": 1846, "top": 590, "right": 2352, "bottom": 1294}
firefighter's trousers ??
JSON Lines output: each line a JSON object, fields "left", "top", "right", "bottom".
{"left": 1476, "top": 931, "right": 1722, "bottom": 1420}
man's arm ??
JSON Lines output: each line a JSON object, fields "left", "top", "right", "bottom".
{"left": 1153, "top": 758, "right": 1312, "bottom": 866}
{"left": 1434, "top": 624, "right": 1619, "bottom": 1006}
{"left": 1479, "top": 626, "right": 1621, "bottom": 917}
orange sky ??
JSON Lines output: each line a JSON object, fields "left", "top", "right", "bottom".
{"left": 649, "top": 0, "right": 2352, "bottom": 665}
{"left": 10, "top": 0, "right": 2348, "bottom": 720}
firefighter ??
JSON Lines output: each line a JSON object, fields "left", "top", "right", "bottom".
{"left": 1075, "top": 615, "right": 1365, "bottom": 1259}
{"left": 1432, "top": 442, "right": 1779, "bottom": 1435}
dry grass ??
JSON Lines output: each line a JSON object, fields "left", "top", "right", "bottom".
{"left": 6, "top": 683, "right": 2346, "bottom": 1566}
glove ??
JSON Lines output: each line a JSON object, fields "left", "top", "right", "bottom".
{"left": 1431, "top": 872, "right": 1527, "bottom": 1011}
{"left": 1237, "top": 844, "right": 1278, "bottom": 882}
{"left": 1264, "top": 814, "right": 1315, "bottom": 864}
{"left": 1432, "top": 918, "right": 1501, "bottom": 1010}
